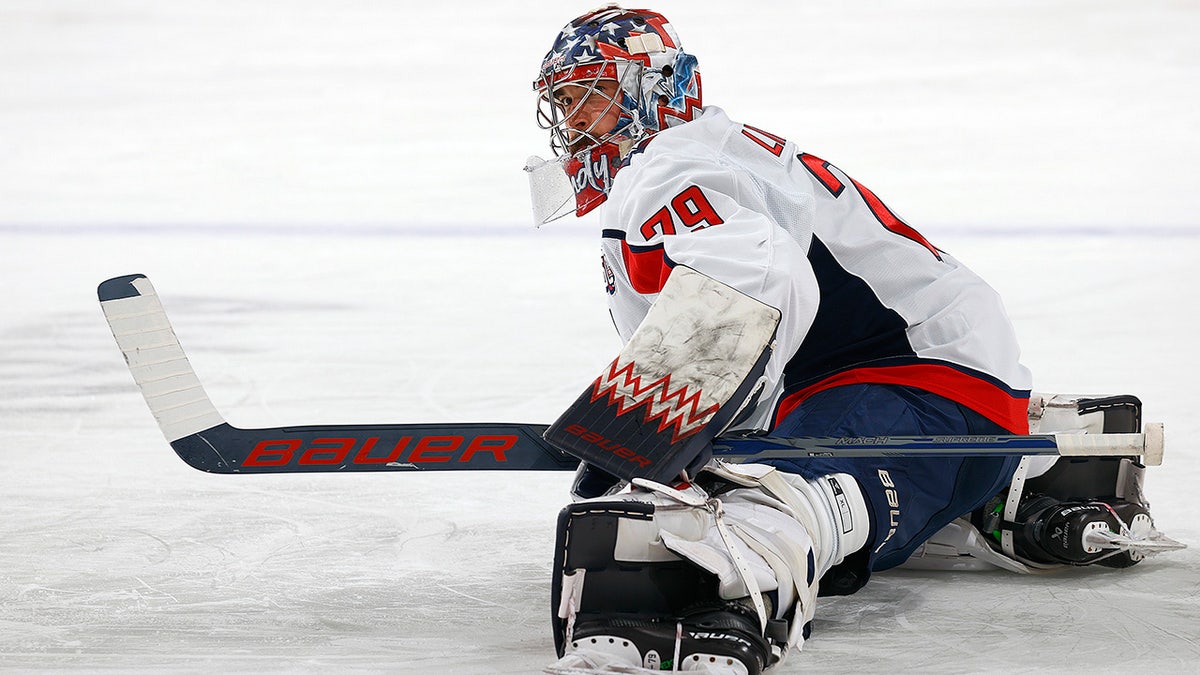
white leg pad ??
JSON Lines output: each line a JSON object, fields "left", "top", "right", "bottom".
{"left": 583, "top": 463, "right": 870, "bottom": 657}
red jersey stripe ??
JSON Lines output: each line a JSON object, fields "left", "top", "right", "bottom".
{"left": 773, "top": 364, "right": 1030, "bottom": 434}
{"left": 621, "top": 242, "right": 674, "bottom": 294}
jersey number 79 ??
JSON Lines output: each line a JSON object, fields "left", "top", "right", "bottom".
{"left": 639, "top": 185, "right": 725, "bottom": 240}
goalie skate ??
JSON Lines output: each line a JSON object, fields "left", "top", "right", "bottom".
{"left": 983, "top": 496, "right": 1183, "bottom": 567}
{"left": 905, "top": 393, "right": 1184, "bottom": 573}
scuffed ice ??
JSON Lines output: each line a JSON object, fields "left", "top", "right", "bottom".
{"left": 2, "top": 0, "right": 1198, "bottom": 672}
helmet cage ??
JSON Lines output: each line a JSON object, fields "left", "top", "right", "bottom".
{"left": 534, "top": 60, "right": 646, "bottom": 160}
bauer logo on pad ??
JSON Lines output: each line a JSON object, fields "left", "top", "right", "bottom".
{"left": 544, "top": 266, "right": 781, "bottom": 483}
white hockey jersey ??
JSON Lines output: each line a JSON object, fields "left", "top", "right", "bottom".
{"left": 596, "top": 106, "right": 1032, "bottom": 433}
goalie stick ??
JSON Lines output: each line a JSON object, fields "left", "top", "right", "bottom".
{"left": 99, "top": 274, "right": 1165, "bottom": 475}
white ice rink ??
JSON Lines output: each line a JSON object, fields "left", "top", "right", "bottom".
{"left": 2, "top": 1, "right": 1198, "bottom": 672}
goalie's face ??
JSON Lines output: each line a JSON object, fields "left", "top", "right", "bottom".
{"left": 539, "top": 78, "right": 626, "bottom": 156}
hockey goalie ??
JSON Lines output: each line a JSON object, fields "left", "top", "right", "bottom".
{"left": 528, "top": 6, "right": 1184, "bottom": 673}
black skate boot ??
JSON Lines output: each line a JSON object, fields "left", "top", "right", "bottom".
{"left": 981, "top": 495, "right": 1172, "bottom": 568}
{"left": 1015, "top": 497, "right": 1148, "bottom": 566}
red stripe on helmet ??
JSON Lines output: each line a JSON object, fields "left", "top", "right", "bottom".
{"left": 547, "top": 62, "right": 620, "bottom": 89}
{"left": 596, "top": 40, "right": 652, "bottom": 66}
{"left": 643, "top": 15, "right": 677, "bottom": 48}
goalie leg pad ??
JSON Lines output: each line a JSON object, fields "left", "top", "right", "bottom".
{"left": 906, "top": 393, "right": 1184, "bottom": 572}
{"left": 996, "top": 393, "right": 1172, "bottom": 567}
{"left": 550, "top": 492, "right": 775, "bottom": 673}
{"left": 549, "top": 466, "right": 870, "bottom": 672}
{"left": 1024, "top": 393, "right": 1148, "bottom": 504}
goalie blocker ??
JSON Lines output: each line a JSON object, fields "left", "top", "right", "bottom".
{"left": 544, "top": 266, "right": 781, "bottom": 485}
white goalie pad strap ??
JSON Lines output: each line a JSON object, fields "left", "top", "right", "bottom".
{"left": 612, "top": 481, "right": 817, "bottom": 641}
{"left": 705, "top": 465, "right": 824, "bottom": 559}
{"left": 631, "top": 482, "right": 771, "bottom": 631}
{"left": 704, "top": 462, "right": 869, "bottom": 578}
{"left": 729, "top": 524, "right": 796, "bottom": 616}
{"left": 728, "top": 517, "right": 816, "bottom": 650}
{"left": 1000, "top": 456, "right": 1033, "bottom": 560}
{"left": 994, "top": 458, "right": 1064, "bottom": 571}
{"left": 609, "top": 485, "right": 782, "bottom": 606}
{"left": 557, "top": 569, "right": 586, "bottom": 642}
{"left": 708, "top": 502, "right": 770, "bottom": 634}
{"left": 1028, "top": 393, "right": 1108, "bottom": 434}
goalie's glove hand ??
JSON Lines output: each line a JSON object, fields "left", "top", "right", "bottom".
{"left": 571, "top": 462, "right": 626, "bottom": 500}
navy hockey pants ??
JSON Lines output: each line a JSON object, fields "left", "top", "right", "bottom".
{"left": 761, "top": 383, "right": 1021, "bottom": 594}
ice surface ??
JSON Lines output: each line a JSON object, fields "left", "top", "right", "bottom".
{"left": 1, "top": 1, "right": 1198, "bottom": 673}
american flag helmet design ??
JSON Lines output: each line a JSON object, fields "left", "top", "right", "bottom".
{"left": 533, "top": 5, "right": 702, "bottom": 216}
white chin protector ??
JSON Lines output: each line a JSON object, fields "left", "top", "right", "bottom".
{"left": 525, "top": 140, "right": 623, "bottom": 226}
{"left": 524, "top": 154, "right": 577, "bottom": 227}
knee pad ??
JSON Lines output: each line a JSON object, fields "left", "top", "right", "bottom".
{"left": 1025, "top": 393, "right": 1148, "bottom": 504}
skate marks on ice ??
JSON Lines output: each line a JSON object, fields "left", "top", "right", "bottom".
{"left": 802, "top": 566, "right": 1200, "bottom": 672}
{"left": 540, "top": 562, "right": 1200, "bottom": 674}
{"left": 0, "top": 472, "right": 567, "bottom": 672}
{"left": 0, "top": 292, "right": 351, "bottom": 438}
{"left": 0, "top": 284, "right": 569, "bottom": 672}
{"left": 0, "top": 306, "right": 135, "bottom": 425}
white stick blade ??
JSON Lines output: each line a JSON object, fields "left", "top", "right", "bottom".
{"left": 99, "top": 274, "right": 225, "bottom": 442}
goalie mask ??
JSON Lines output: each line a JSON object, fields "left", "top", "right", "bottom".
{"left": 526, "top": 5, "right": 702, "bottom": 224}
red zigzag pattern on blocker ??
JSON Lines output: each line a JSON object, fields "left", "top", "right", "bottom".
{"left": 589, "top": 359, "right": 720, "bottom": 444}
